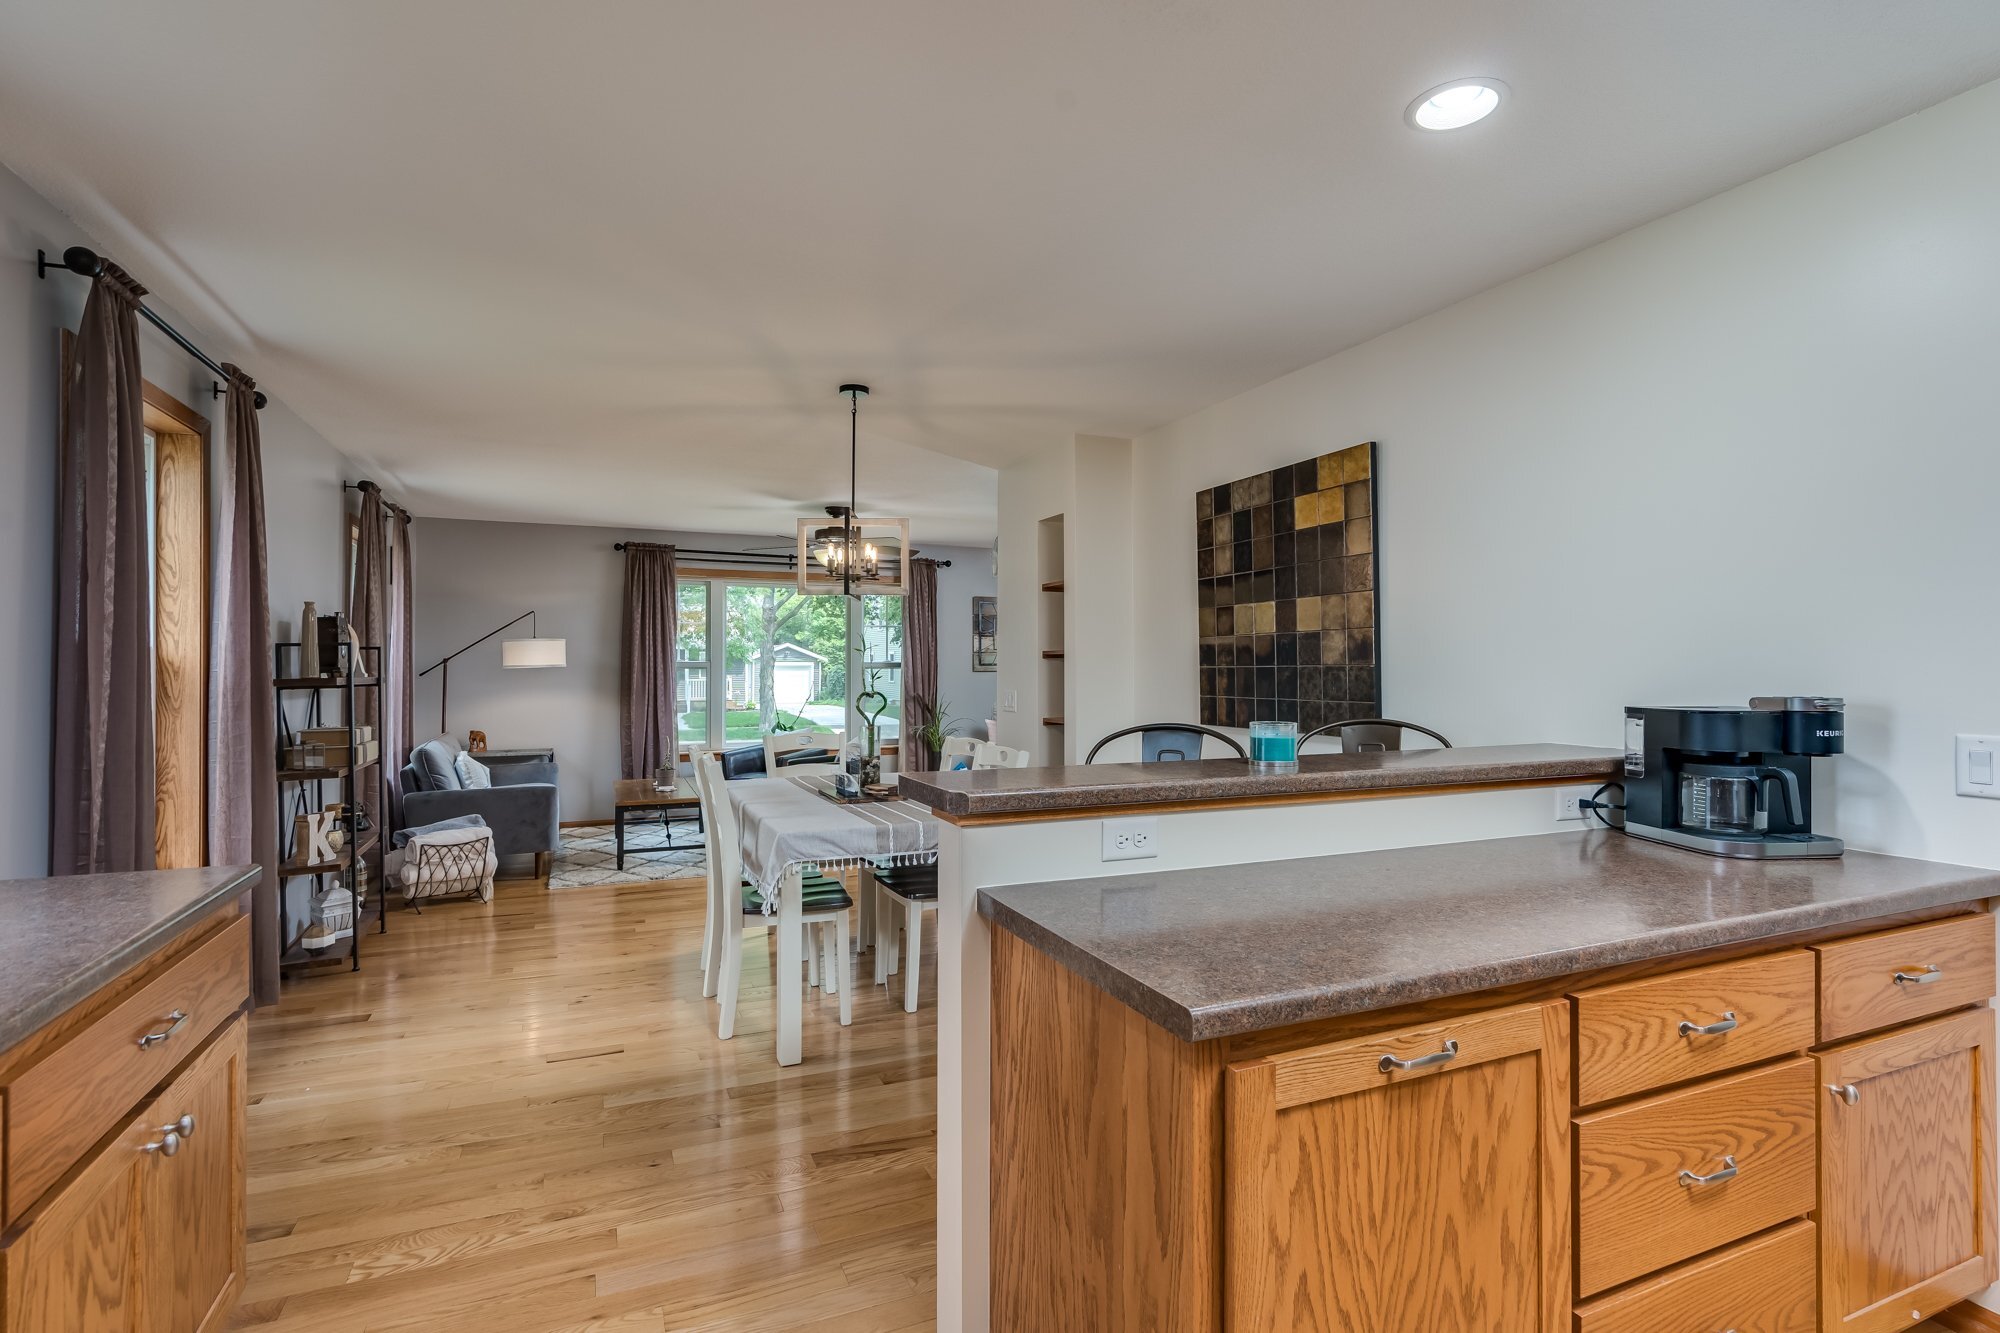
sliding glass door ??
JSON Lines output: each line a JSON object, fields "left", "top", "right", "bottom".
{"left": 673, "top": 577, "right": 904, "bottom": 752}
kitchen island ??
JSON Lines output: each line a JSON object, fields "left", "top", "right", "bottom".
{"left": 900, "top": 742, "right": 1625, "bottom": 1331}
{"left": 978, "top": 831, "right": 2000, "bottom": 1332}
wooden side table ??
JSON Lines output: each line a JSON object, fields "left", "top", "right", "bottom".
{"left": 613, "top": 777, "right": 703, "bottom": 869}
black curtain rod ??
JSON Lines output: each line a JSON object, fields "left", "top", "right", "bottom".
{"left": 343, "top": 479, "right": 410, "bottom": 518}
{"left": 38, "top": 245, "right": 269, "bottom": 410}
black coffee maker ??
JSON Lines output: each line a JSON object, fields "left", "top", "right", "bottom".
{"left": 1622, "top": 697, "right": 1844, "bottom": 859}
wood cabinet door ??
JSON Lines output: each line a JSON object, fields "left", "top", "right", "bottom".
{"left": 1817, "top": 1006, "right": 1997, "bottom": 1333}
{"left": 1225, "top": 1001, "right": 1570, "bottom": 1332}
{"left": 0, "top": 1108, "right": 153, "bottom": 1333}
{"left": 135, "top": 1017, "right": 247, "bottom": 1333}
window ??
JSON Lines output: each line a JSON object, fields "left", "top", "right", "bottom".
{"left": 859, "top": 595, "right": 903, "bottom": 743}
{"left": 676, "top": 577, "right": 905, "bottom": 752}
{"left": 676, "top": 581, "right": 709, "bottom": 744}
{"left": 723, "top": 584, "right": 848, "bottom": 741}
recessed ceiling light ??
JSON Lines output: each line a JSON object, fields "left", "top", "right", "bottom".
{"left": 1406, "top": 79, "right": 1506, "bottom": 131}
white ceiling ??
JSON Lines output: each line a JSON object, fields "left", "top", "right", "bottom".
{"left": 4, "top": 3, "right": 1999, "bottom": 544}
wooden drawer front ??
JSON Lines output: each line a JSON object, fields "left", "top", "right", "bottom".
{"left": 1575, "top": 1057, "right": 1817, "bottom": 1296}
{"left": 1815, "top": 914, "right": 1996, "bottom": 1044}
{"left": 1574, "top": 1219, "right": 1816, "bottom": 1333}
{"left": 1574, "top": 950, "right": 1817, "bottom": 1106}
{"left": 4, "top": 916, "right": 248, "bottom": 1223}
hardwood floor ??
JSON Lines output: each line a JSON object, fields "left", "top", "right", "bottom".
{"left": 227, "top": 875, "right": 937, "bottom": 1333}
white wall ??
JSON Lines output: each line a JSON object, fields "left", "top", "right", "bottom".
{"left": 994, "top": 435, "right": 1142, "bottom": 762}
{"left": 1111, "top": 76, "right": 2000, "bottom": 873}
{"left": 0, "top": 160, "right": 356, "bottom": 880}
{"left": 412, "top": 517, "right": 996, "bottom": 821}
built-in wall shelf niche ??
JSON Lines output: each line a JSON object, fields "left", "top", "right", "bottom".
{"left": 1037, "top": 514, "right": 1066, "bottom": 760}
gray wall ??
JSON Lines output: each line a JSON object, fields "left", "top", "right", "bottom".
{"left": 0, "top": 160, "right": 356, "bottom": 879}
{"left": 411, "top": 518, "right": 996, "bottom": 821}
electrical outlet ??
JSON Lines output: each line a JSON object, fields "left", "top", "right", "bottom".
{"left": 1102, "top": 816, "right": 1158, "bottom": 862}
{"left": 1554, "top": 786, "right": 1601, "bottom": 822}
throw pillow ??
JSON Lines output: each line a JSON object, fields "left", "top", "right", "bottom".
{"left": 455, "top": 752, "right": 493, "bottom": 789}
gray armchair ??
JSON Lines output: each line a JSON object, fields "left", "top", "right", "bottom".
{"left": 400, "top": 737, "right": 560, "bottom": 863}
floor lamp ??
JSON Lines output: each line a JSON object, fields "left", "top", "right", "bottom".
{"left": 419, "top": 610, "right": 567, "bottom": 734}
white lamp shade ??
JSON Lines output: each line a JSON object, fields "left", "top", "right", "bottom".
{"left": 501, "top": 637, "right": 566, "bottom": 669}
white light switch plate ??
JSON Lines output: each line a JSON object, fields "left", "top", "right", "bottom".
{"left": 1957, "top": 734, "right": 2000, "bottom": 799}
{"left": 1102, "top": 817, "right": 1158, "bottom": 861}
{"left": 1000, "top": 690, "right": 1019, "bottom": 713}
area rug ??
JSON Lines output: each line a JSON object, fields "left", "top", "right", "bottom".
{"left": 548, "top": 822, "right": 706, "bottom": 889}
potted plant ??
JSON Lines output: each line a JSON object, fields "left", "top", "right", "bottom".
{"left": 911, "top": 695, "right": 961, "bottom": 771}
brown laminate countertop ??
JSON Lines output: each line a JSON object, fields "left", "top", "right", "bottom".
{"left": 0, "top": 866, "right": 259, "bottom": 1056}
{"left": 976, "top": 831, "right": 2000, "bottom": 1041}
{"left": 898, "top": 742, "right": 1621, "bottom": 818}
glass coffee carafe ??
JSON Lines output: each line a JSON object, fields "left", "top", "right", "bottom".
{"left": 1678, "top": 762, "right": 1803, "bottom": 836}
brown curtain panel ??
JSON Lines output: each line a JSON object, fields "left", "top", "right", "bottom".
{"left": 210, "top": 365, "right": 280, "bottom": 1005}
{"left": 906, "top": 558, "right": 941, "bottom": 771}
{"left": 620, "top": 543, "right": 678, "bottom": 778}
{"left": 386, "top": 509, "right": 414, "bottom": 813}
{"left": 52, "top": 263, "right": 156, "bottom": 874}
{"left": 349, "top": 487, "right": 389, "bottom": 834}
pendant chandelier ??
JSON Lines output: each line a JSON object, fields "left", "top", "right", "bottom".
{"left": 797, "top": 384, "right": 910, "bottom": 595}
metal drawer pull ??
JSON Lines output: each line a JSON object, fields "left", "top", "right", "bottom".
{"left": 1677, "top": 1010, "right": 1739, "bottom": 1038}
{"left": 137, "top": 1009, "right": 190, "bottom": 1048}
{"left": 1379, "top": 1039, "right": 1459, "bottom": 1074}
{"left": 1892, "top": 964, "right": 1942, "bottom": 985}
{"left": 1678, "top": 1155, "right": 1738, "bottom": 1188}
{"left": 158, "top": 1113, "right": 196, "bottom": 1139}
{"left": 1829, "top": 1083, "right": 1860, "bottom": 1105}
{"left": 141, "top": 1131, "right": 181, "bottom": 1157}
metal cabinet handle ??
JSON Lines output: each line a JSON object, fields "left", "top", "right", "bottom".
{"left": 158, "top": 1113, "right": 196, "bottom": 1139}
{"left": 1379, "top": 1039, "right": 1459, "bottom": 1074}
{"left": 1829, "top": 1083, "right": 1860, "bottom": 1105}
{"left": 1678, "top": 1154, "right": 1739, "bottom": 1188}
{"left": 141, "top": 1131, "right": 181, "bottom": 1157}
{"left": 137, "top": 1009, "right": 190, "bottom": 1048}
{"left": 1678, "top": 1010, "right": 1739, "bottom": 1038}
{"left": 1892, "top": 964, "right": 1942, "bottom": 985}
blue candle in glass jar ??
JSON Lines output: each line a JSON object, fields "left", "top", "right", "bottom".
{"left": 1249, "top": 720, "right": 1299, "bottom": 774}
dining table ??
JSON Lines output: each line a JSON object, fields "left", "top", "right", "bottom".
{"left": 724, "top": 770, "right": 941, "bottom": 1065}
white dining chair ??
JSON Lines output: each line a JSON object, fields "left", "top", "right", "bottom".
{"left": 867, "top": 860, "right": 939, "bottom": 1013}
{"left": 763, "top": 729, "right": 846, "bottom": 772}
{"left": 694, "top": 752, "right": 840, "bottom": 992}
{"left": 695, "top": 753, "right": 853, "bottom": 1039}
{"left": 973, "top": 740, "right": 1032, "bottom": 769}
{"left": 938, "top": 736, "right": 980, "bottom": 771}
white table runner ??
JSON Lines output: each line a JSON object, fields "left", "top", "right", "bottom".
{"left": 731, "top": 773, "right": 940, "bottom": 910}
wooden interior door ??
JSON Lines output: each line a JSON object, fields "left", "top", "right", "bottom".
{"left": 1225, "top": 1001, "right": 1571, "bottom": 1332}
{"left": 136, "top": 1018, "right": 247, "bottom": 1333}
{"left": 1817, "top": 1005, "right": 1997, "bottom": 1332}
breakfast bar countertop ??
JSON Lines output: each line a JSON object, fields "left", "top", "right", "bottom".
{"left": 0, "top": 865, "right": 259, "bottom": 1055}
{"left": 976, "top": 830, "right": 2000, "bottom": 1041}
{"left": 898, "top": 742, "right": 1622, "bottom": 819}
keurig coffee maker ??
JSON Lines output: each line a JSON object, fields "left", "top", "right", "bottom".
{"left": 1622, "top": 697, "right": 1844, "bottom": 858}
